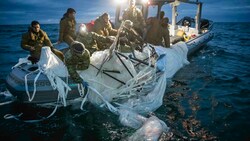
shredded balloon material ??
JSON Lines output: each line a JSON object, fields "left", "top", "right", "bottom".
{"left": 23, "top": 47, "right": 71, "bottom": 106}
{"left": 7, "top": 42, "right": 189, "bottom": 138}
{"left": 77, "top": 42, "right": 189, "bottom": 139}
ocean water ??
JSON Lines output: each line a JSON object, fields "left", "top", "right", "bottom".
{"left": 0, "top": 23, "right": 249, "bottom": 141}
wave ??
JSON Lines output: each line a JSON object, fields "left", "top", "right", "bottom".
{"left": 10, "top": 34, "right": 22, "bottom": 38}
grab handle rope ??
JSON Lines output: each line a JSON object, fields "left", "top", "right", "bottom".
{"left": 24, "top": 69, "right": 41, "bottom": 102}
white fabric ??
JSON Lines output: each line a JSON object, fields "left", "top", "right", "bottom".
{"left": 24, "top": 47, "right": 71, "bottom": 106}
{"left": 78, "top": 49, "right": 137, "bottom": 106}
{"left": 128, "top": 116, "right": 169, "bottom": 141}
{"left": 118, "top": 108, "right": 147, "bottom": 129}
{"left": 17, "top": 42, "right": 189, "bottom": 138}
{"left": 155, "top": 41, "right": 190, "bottom": 76}
{"left": 76, "top": 42, "right": 189, "bottom": 139}
{"left": 38, "top": 47, "right": 71, "bottom": 106}
{"left": 38, "top": 47, "right": 68, "bottom": 77}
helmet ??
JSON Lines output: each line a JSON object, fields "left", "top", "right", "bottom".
{"left": 70, "top": 41, "right": 85, "bottom": 55}
{"left": 79, "top": 24, "right": 87, "bottom": 36}
{"left": 124, "top": 20, "right": 133, "bottom": 29}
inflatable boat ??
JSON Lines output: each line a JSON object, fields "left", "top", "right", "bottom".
{"left": 3, "top": 1, "right": 215, "bottom": 140}
{"left": 5, "top": 0, "right": 213, "bottom": 105}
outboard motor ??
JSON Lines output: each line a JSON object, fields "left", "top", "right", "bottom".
{"left": 200, "top": 19, "right": 209, "bottom": 29}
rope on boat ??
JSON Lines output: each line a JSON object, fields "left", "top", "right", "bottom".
{"left": 24, "top": 69, "right": 41, "bottom": 102}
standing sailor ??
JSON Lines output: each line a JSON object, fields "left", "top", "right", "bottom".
{"left": 58, "top": 8, "right": 77, "bottom": 46}
{"left": 145, "top": 17, "right": 170, "bottom": 48}
{"left": 122, "top": 0, "right": 146, "bottom": 36}
{"left": 119, "top": 20, "right": 144, "bottom": 52}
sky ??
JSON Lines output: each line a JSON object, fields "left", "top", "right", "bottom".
{"left": 0, "top": 0, "right": 249, "bottom": 25}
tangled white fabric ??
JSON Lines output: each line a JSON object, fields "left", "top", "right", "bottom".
{"left": 24, "top": 47, "right": 71, "bottom": 106}
{"left": 19, "top": 42, "right": 188, "bottom": 139}
{"left": 77, "top": 42, "right": 189, "bottom": 140}
{"left": 38, "top": 47, "right": 70, "bottom": 106}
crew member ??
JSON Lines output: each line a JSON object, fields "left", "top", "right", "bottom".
{"left": 21, "top": 20, "right": 64, "bottom": 64}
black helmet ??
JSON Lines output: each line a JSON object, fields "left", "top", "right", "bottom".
{"left": 71, "top": 41, "right": 85, "bottom": 55}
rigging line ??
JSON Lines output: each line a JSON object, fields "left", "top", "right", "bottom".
{"left": 115, "top": 51, "right": 155, "bottom": 68}
{"left": 96, "top": 22, "right": 125, "bottom": 76}
{"left": 115, "top": 52, "right": 134, "bottom": 78}
{"left": 90, "top": 64, "right": 126, "bottom": 85}
{"left": 134, "top": 52, "right": 156, "bottom": 67}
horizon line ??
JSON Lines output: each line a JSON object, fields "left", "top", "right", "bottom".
{"left": 1, "top": 21, "right": 250, "bottom": 26}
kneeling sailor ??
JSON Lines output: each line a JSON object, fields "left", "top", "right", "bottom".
{"left": 65, "top": 41, "right": 90, "bottom": 83}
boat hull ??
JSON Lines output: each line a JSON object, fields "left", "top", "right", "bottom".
{"left": 5, "top": 30, "right": 213, "bottom": 104}
{"left": 187, "top": 30, "right": 214, "bottom": 55}
{"left": 5, "top": 64, "right": 80, "bottom": 104}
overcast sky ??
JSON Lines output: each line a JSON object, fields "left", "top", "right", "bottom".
{"left": 0, "top": 0, "right": 249, "bottom": 25}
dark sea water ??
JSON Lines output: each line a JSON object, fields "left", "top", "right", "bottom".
{"left": 0, "top": 23, "right": 249, "bottom": 141}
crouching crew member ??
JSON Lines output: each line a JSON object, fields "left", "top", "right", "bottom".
{"left": 92, "top": 13, "right": 117, "bottom": 37}
{"left": 92, "top": 13, "right": 117, "bottom": 50}
{"left": 76, "top": 24, "right": 115, "bottom": 55}
{"left": 119, "top": 20, "right": 144, "bottom": 53}
{"left": 65, "top": 41, "right": 90, "bottom": 83}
